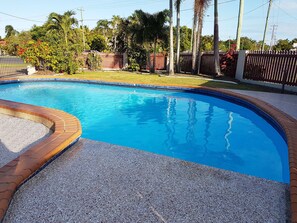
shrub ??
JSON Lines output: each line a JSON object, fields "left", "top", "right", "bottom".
{"left": 86, "top": 52, "right": 102, "bottom": 70}
{"left": 220, "top": 44, "right": 238, "bottom": 77}
{"left": 89, "top": 34, "right": 107, "bottom": 52}
{"left": 18, "top": 40, "right": 52, "bottom": 70}
{"left": 127, "top": 45, "right": 146, "bottom": 71}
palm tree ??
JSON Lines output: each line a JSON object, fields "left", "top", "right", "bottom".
{"left": 196, "top": 0, "right": 210, "bottom": 74}
{"left": 192, "top": 0, "right": 210, "bottom": 75}
{"left": 131, "top": 10, "right": 168, "bottom": 73}
{"left": 168, "top": 0, "right": 175, "bottom": 75}
{"left": 175, "top": 0, "right": 183, "bottom": 73}
{"left": 213, "top": 0, "right": 221, "bottom": 76}
{"left": 47, "top": 10, "right": 78, "bottom": 47}
{"left": 191, "top": 1, "right": 198, "bottom": 74}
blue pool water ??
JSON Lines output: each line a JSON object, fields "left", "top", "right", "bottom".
{"left": 0, "top": 82, "right": 289, "bottom": 183}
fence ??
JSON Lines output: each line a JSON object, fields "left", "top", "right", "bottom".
{"left": 0, "top": 56, "right": 27, "bottom": 78}
{"left": 243, "top": 51, "right": 297, "bottom": 86}
{"left": 81, "top": 52, "right": 124, "bottom": 70}
{"left": 180, "top": 52, "right": 192, "bottom": 73}
{"left": 180, "top": 52, "right": 238, "bottom": 77}
{"left": 147, "top": 53, "right": 167, "bottom": 70}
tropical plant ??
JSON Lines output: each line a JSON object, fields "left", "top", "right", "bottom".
{"left": 18, "top": 40, "right": 53, "bottom": 70}
{"left": 86, "top": 52, "right": 102, "bottom": 70}
{"left": 46, "top": 11, "right": 82, "bottom": 74}
{"left": 220, "top": 44, "right": 237, "bottom": 77}
{"left": 130, "top": 9, "right": 169, "bottom": 73}
{"left": 47, "top": 10, "right": 78, "bottom": 47}
{"left": 88, "top": 33, "right": 107, "bottom": 51}
{"left": 177, "top": 26, "right": 192, "bottom": 52}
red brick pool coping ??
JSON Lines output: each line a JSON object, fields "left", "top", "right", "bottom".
{"left": 0, "top": 77, "right": 296, "bottom": 222}
{"left": 0, "top": 98, "right": 82, "bottom": 221}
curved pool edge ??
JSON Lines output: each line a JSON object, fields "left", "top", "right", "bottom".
{"left": 0, "top": 77, "right": 296, "bottom": 221}
{"left": 0, "top": 98, "right": 82, "bottom": 222}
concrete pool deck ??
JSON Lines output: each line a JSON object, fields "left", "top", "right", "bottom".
{"left": 0, "top": 99, "right": 82, "bottom": 221}
{"left": 0, "top": 80, "right": 296, "bottom": 222}
{"left": 4, "top": 139, "right": 290, "bottom": 223}
{"left": 0, "top": 114, "right": 51, "bottom": 168}
{"left": 229, "top": 90, "right": 297, "bottom": 120}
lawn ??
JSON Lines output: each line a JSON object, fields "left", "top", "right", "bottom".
{"left": 17, "top": 70, "right": 279, "bottom": 92}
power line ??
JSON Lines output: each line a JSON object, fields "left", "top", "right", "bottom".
{"left": 273, "top": 3, "right": 297, "bottom": 20}
{"left": 203, "top": 0, "right": 270, "bottom": 22}
{"left": 180, "top": 0, "right": 237, "bottom": 12}
{"left": 0, "top": 11, "right": 44, "bottom": 23}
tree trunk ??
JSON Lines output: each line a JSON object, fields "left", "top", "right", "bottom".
{"left": 213, "top": 0, "right": 221, "bottom": 76}
{"left": 168, "top": 0, "right": 175, "bottom": 75}
{"left": 191, "top": 13, "right": 198, "bottom": 74}
{"left": 196, "top": 8, "right": 203, "bottom": 75}
{"left": 147, "top": 51, "right": 152, "bottom": 72}
{"left": 152, "top": 38, "right": 157, "bottom": 73}
{"left": 176, "top": 1, "right": 181, "bottom": 73}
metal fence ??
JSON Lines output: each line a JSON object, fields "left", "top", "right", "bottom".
{"left": 0, "top": 56, "right": 27, "bottom": 78}
{"left": 243, "top": 51, "right": 297, "bottom": 86}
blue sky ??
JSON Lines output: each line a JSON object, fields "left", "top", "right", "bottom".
{"left": 0, "top": 0, "right": 296, "bottom": 43}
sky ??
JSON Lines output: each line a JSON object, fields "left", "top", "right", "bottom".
{"left": 0, "top": 0, "right": 296, "bottom": 43}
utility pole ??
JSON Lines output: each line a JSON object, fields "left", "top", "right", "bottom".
{"left": 236, "top": 0, "right": 244, "bottom": 50}
{"left": 213, "top": 0, "right": 221, "bottom": 76}
{"left": 269, "top": 24, "right": 277, "bottom": 50}
{"left": 77, "top": 7, "right": 86, "bottom": 51}
{"left": 261, "top": 0, "right": 273, "bottom": 51}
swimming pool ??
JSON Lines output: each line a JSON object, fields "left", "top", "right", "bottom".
{"left": 0, "top": 81, "right": 289, "bottom": 183}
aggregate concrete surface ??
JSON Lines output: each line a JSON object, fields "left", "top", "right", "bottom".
{"left": 4, "top": 139, "right": 290, "bottom": 223}
{"left": 229, "top": 90, "right": 297, "bottom": 120}
{"left": 0, "top": 113, "right": 51, "bottom": 167}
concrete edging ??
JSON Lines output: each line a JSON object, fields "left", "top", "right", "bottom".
{"left": 0, "top": 77, "right": 296, "bottom": 222}
{"left": 0, "top": 99, "right": 82, "bottom": 222}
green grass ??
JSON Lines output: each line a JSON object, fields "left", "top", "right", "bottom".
{"left": 23, "top": 70, "right": 280, "bottom": 92}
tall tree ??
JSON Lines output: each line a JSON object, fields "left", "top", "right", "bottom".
{"left": 213, "top": 0, "right": 221, "bottom": 76}
{"left": 191, "top": 1, "right": 198, "bottom": 74}
{"left": 175, "top": 0, "right": 183, "bottom": 73}
{"left": 131, "top": 10, "right": 168, "bottom": 73}
{"left": 192, "top": 0, "right": 210, "bottom": 75}
{"left": 47, "top": 11, "right": 78, "bottom": 47}
{"left": 196, "top": 0, "right": 210, "bottom": 74}
{"left": 5, "top": 25, "right": 18, "bottom": 39}
{"left": 111, "top": 15, "right": 122, "bottom": 52}
{"left": 168, "top": 0, "right": 175, "bottom": 75}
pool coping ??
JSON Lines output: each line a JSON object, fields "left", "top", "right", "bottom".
{"left": 0, "top": 77, "right": 296, "bottom": 222}
{"left": 0, "top": 98, "right": 82, "bottom": 222}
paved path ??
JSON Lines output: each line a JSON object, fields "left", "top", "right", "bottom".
{"left": 0, "top": 114, "right": 51, "bottom": 167}
{"left": 229, "top": 90, "right": 297, "bottom": 120}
